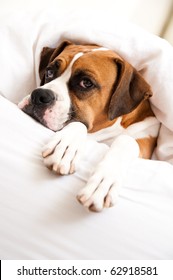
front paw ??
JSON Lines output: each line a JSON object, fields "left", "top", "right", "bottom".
{"left": 77, "top": 167, "right": 122, "bottom": 212}
{"left": 42, "top": 122, "right": 87, "bottom": 175}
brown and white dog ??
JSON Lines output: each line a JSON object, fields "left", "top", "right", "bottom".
{"left": 18, "top": 40, "right": 160, "bottom": 212}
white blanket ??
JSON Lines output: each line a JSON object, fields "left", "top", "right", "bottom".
{"left": 1, "top": 9, "right": 173, "bottom": 259}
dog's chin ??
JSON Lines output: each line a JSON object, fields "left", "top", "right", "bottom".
{"left": 43, "top": 111, "right": 70, "bottom": 132}
{"left": 19, "top": 102, "right": 71, "bottom": 132}
{"left": 42, "top": 119, "right": 66, "bottom": 132}
{"left": 32, "top": 113, "right": 68, "bottom": 132}
{"left": 20, "top": 107, "right": 65, "bottom": 132}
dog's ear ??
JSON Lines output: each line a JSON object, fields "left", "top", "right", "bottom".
{"left": 39, "top": 40, "right": 72, "bottom": 85}
{"left": 108, "top": 59, "right": 152, "bottom": 120}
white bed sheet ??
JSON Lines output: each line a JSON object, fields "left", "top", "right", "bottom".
{"left": 1, "top": 96, "right": 173, "bottom": 259}
{"left": 1, "top": 9, "right": 173, "bottom": 259}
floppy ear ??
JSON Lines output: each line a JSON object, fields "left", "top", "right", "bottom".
{"left": 108, "top": 59, "right": 152, "bottom": 120}
{"left": 39, "top": 40, "right": 72, "bottom": 85}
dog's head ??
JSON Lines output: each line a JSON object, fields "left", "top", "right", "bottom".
{"left": 18, "top": 40, "right": 152, "bottom": 132}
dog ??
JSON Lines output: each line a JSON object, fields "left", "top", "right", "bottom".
{"left": 18, "top": 40, "right": 160, "bottom": 212}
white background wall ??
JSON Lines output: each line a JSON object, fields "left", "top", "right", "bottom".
{"left": 0, "top": 0, "right": 173, "bottom": 38}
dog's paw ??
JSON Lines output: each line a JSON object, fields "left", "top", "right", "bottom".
{"left": 42, "top": 122, "right": 87, "bottom": 175}
{"left": 76, "top": 164, "right": 122, "bottom": 212}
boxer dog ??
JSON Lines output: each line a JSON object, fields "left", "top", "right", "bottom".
{"left": 18, "top": 40, "right": 160, "bottom": 212}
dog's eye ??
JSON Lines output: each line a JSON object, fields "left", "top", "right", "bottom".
{"left": 79, "top": 78, "right": 94, "bottom": 89}
{"left": 45, "top": 69, "right": 54, "bottom": 79}
{"left": 68, "top": 71, "right": 98, "bottom": 97}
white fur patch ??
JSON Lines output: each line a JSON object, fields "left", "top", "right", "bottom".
{"left": 88, "top": 116, "right": 160, "bottom": 146}
{"left": 42, "top": 122, "right": 87, "bottom": 175}
{"left": 92, "top": 47, "right": 109, "bottom": 52}
{"left": 77, "top": 134, "right": 140, "bottom": 211}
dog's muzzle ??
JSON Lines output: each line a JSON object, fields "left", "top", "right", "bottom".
{"left": 19, "top": 87, "right": 72, "bottom": 131}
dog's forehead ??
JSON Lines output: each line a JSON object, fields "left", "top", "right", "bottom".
{"left": 53, "top": 44, "right": 99, "bottom": 63}
{"left": 69, "top": 45, "right": 119, "bottom": 57}
{"left": 54, "top": 45, "right": 122, "bottom": 74}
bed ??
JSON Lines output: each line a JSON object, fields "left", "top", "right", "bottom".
{"left": 1, "top": 9, "right": 173, "bottom": 259}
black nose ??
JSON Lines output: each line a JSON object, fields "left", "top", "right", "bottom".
{"left": 31, "top": 88, "right": 55, "bottom": 106}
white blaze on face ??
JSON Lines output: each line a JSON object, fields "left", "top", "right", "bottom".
{"left": 92, "top": 47, "right": 109, "bottom": 52}
{"left": 40, "top": 52, "right": 84, "bottom": 131}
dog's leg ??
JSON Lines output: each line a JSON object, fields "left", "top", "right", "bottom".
{"left": 42, "top": 122, "right": 87, "bottom": 175}
{"left": 77, "top": 135, "right": 140, "bottom": 212}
